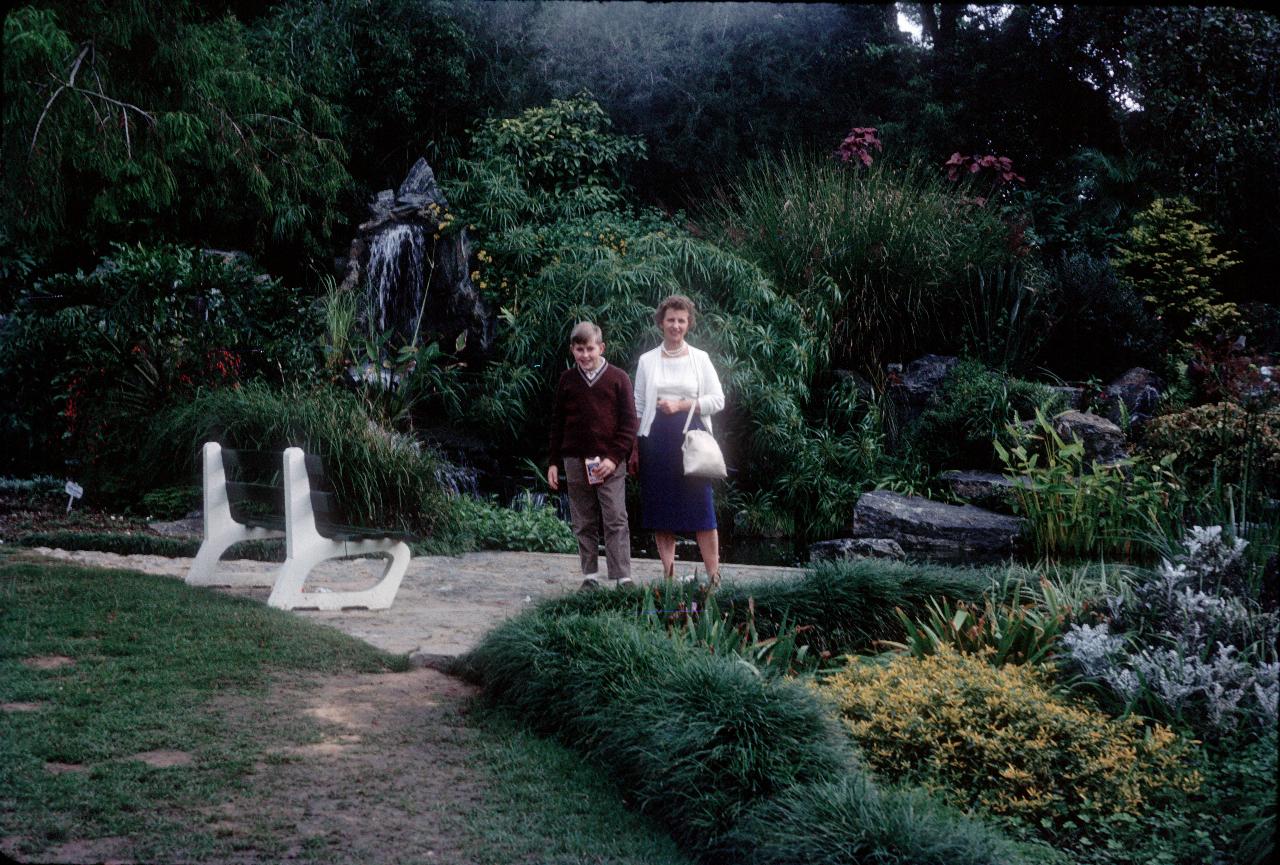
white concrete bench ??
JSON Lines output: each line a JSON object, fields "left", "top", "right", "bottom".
{"left": 185, "top": 442, "right": 412, "bottom": 610}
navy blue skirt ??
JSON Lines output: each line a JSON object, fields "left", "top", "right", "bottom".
{"left": 639, "top": 411, "right": 717, "bottom": 532}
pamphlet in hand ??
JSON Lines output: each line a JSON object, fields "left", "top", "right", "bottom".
{"left": 586, "top": 457, "right": 604, "bottom": 485}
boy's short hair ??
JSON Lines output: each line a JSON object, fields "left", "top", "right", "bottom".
{"left": 570, "top": 321, "right": 604, "bottom": 345}
{"left": 654, "top": 294, "right": 697, "bottom": 329}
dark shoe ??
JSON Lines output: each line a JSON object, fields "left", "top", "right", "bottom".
{"left": 616, "top": 577, "right": 635, "bottom": 589}
{"left": 580, "top": 577, "right": 601, "bottom": 591}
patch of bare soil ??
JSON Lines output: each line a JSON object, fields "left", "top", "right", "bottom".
{"left": 1, "top": 702, "right": 43, "bottom": 712}
{"left": 200, "top": 667, "right": 488, "bottom": 865}
{"left": 5, "top": 668, "right": 490, "bottom": 865}
{"left": 127, "top": 750, "right": 194, "bottom": 768}
{"left": 42, "top": 762, "right": 90, "bottom": 775}
{"left": 21, "top": 655, "right": 75, "bottom": 670}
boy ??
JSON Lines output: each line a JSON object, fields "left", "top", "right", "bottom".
{"left": 547, "top": 321, "right": 638, "bottom": 589}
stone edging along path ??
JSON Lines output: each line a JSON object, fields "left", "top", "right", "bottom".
{"left": 28, "top": 548, "right": 805, "bottom": 661}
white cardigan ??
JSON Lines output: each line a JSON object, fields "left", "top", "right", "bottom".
{"left": 633, "top": 344, "right": 725, "bottom": 437}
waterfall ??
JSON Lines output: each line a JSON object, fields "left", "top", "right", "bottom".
{"left": 435, "top": 460, "right": 480, "bottom": 498}
{"left": 364, "top": 223, "right": 428, "bottom": 345}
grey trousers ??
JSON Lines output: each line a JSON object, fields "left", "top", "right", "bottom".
{"left": 563, "top": 458, "right": 631, "bottom": 581}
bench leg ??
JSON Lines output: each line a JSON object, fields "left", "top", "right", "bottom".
{"left": 266, "top": 538, "right": 410, "bottom": 611}
{"left": 187, "top": 441, "right": 284, "bottom": 587}
{"left": 188, "top": 525, "right": 284, "bottom": 587}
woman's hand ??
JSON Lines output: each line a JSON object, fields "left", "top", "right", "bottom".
{"left": 657, "top": 398, "right": 693, "bottom": 415}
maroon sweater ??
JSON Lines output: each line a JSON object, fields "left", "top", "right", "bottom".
{"left": 548, "top": 362, "right": 638, "bottom": 467}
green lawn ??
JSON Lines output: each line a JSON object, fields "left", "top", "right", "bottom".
{"left": 0, "top": 550, "right": 690, "bottom": 864}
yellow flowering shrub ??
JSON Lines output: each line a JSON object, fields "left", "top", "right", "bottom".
{"left": 820, "top": 648, "right": 1201, "bottom": 849}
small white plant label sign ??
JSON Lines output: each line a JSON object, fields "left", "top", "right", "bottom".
{"left": 65, "top": 480, "right": 84, "bottom": 512}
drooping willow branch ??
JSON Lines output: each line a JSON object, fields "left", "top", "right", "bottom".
{"left": 30, "top": 41, "right": 156, "bottom": 158}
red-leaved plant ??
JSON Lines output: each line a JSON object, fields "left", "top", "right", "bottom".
{"left": 836, "top": 127, "right": 883, "bottom": 166}
{"left": 943, "top": 153, "right": 1025, "bottom": 206}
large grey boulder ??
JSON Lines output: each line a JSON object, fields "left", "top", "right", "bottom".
{"left": 809, "top": 537, "right": 905, "bottom": 563}
{"left": 395, "top": 158, "right": 447, "bottom": 209}
{"left": 850, "top": 490, "right": 1024, "bottom": 561}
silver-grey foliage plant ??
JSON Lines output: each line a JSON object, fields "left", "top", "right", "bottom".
{"left": 1063, "top": 525, "right": 1279, "bottom": 735}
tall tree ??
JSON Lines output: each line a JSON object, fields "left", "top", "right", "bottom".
{"left": 3, "top": 1, "right": 350, "bottom": 270}
{"left": 1121, "top": 7, "right": 1280, "bottom": 301}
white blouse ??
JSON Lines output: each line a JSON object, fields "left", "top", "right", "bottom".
{"left": 655, "top": 353, "right": 699, "bottom": 402}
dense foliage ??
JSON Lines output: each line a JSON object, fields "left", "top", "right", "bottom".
{"left": 0, "top": 243, "right": 317, "bottom": 480}
{"left": 824, "top": 648, "right": 1203, "bottom": 864}
{"left": 3, "top": 3, "right": 350, "bottom": 271}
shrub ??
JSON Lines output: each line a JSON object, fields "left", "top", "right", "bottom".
{"left": 1114, "top": 197, "right": 1239, "bottom": 349}
{"left": 1036, "top": 252, "right": 1164, "bottom": 380}
{"left": 1142, "top": 402, "right": 1280, "bottom": 500}
{"left": 1064, "top": 526, "right": 1280, "bottom": 737}
{"left": 0, "top": 243, "right": 319, "bottom": 483}
{"left": 143, "top": 382, "right": 450, "bottom": 536}
{"left": 138, "top": 486, "right": 200, "bottom": 520}
{"left": 434, "top": 493, "right": 574, "bottom": 554}
{"left": 906, "top": 358, "right": 1066, "bottom": 473}
{"left": 822, "top": 647, "right": 1203, "bottom": 863}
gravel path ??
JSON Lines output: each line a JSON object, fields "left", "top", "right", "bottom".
{"left": 29, "top": 547, "right": 805, "bottom": 659}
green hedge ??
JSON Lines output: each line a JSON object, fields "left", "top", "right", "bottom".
{"left": 538, "top": 558, "right": 994, "bottom": 656}
{"left": 11, "top": 531, "right": 283, "bottom": 562}
{"left": 458, "top": 610, "right": 1034, "bottom": 864}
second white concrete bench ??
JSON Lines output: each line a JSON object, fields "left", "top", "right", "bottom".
{"left": 185, "top": 442, "right": 412, "bottom": 610}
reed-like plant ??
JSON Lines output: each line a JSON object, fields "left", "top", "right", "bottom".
{"left": 705, "top": 150, "right": 1014, "bottom": 373}
{"left": 144, "top": 381, "right": 450, "bottom": 534}
{"left": 955, "top": 261, "right": 1056, "bottom": 374}
{"left": 995, "top": 408, "right": 1184, "bottom": 561}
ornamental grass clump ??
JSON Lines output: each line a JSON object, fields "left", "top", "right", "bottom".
{"left": 535, "top": 557, "right": 994, "bottom": 656}
{"left": 461, "top": 609, "right": 1029, "bottom": 865}
{"left": 822, "top": 647, "right": 1202, "bottom": 863}
{"left": 461, "top": 611, "right": 852, "bottom": 854}
{"left": 144, "top": 381, "right": 450, "bottom": 535}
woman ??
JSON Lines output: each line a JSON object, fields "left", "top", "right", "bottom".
{"left": 633, "top": 294, "right": 725, "bottom": 586}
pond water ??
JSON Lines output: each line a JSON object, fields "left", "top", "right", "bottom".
{"left": 630, "top": 532, "right": 806, "bottom": 569}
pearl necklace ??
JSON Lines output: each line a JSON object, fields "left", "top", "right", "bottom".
{"left": 660, "top": 344, "right": 687, "bottom": 358}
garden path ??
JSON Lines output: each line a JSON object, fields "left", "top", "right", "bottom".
{"left": 28, "top": 547, "right": 804, "bottom": 660}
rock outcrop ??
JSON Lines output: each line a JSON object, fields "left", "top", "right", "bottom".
{"left": 336, "top": 157, "right": 494, "bottom": 362}
{"left": 850, "top": 490, "right": 1024, "bottom": 562}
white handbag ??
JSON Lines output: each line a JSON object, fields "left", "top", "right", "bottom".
{"left": 681, "top": 398, "right": 727, "bottom": 479}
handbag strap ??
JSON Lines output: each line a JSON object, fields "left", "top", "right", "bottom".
{"left": 681, "top": 352, "right": 713, "bottom": 435}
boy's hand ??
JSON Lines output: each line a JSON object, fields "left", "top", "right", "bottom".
{"left": 596, "top": 458, "right": 617, "bottom": 480}
{"left": 546, "top": 465, "right": 559, "bottom": 490}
